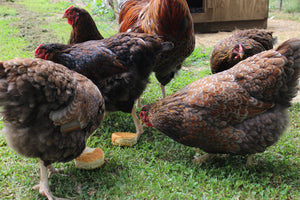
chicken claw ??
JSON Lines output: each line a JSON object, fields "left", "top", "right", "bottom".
{"left": 193, "top": 154, "right": 217, "bottom": 164}
{"left": 245, "top": 154, "right": 258, "bottom": 167}
{"left": 33, "top": 160, "right": 68, "bottom": 200}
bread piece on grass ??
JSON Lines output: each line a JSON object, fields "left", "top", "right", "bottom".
{"left": 111, "top": 132, "right": 137, "bottom": 146}
{"left": 75, "top": 147, "right": 104, "bottom": 169}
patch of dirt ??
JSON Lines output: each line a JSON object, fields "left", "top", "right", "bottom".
{"left": 1, "top": 0, "right": 63, "bottom": 53}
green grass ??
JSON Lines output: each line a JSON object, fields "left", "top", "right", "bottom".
{"left": 0, "top": 5, "right": 32, "bottom": 59}
{"left": 18, "top": 0, "right": 71, "bottom": 14}
{"left": 0, "top": 6, "right": 17, "bottom": 17}
{"left": 0, "top": 0, "right": 299, "bottom": 199}
{"left": 269, "top": 0, "right": 300, "bottom": 21}
{"left": 269, "top": 0, "right": 300, "bottom": 13}
{"left": 0, "top": 19, "right": 33, "bottom": 60}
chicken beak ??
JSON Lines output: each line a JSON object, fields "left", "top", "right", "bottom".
{"left": 239, "top": 52, "right": 244, "bottom": 59}
{"left": 62, "top": 14, "right": 67, "bottom": 19}
{"left": 238, "top": 44, "right": 244, "bottom": 59}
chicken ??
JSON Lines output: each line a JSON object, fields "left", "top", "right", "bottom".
{"left": 140, "top": 38, "right": 300, "bottom": 166}
{"left": 0, "top": 58, "right": 105, "bottom": 199}
{"left": 118, "top": 0, "right": 195, "bottom": 98}
{"left": 35, "top": 32, "right": 173, "bottom": 140}
{"left": 63, "top": 5, "right": 104, "bottom": 45}
{"left": 210, "top": 29, "right": 276, "bottom": 74}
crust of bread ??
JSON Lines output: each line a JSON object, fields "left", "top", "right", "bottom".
{"left": 111, "top": 132, "right": 137, "bottom": 146}
{"left": 75, "top": 147, "right": 104, "bottom": 169}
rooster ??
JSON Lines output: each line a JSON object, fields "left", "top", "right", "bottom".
{"left": 35, "top": 32, "right": 173, "bottom": 141}
{"left": 0, "top": 58, "right": 105, "bottom": 200}
{"left": 63, "top": 5, "right": 104, "bottom": 45}
{"left": 210, "top": 29, "right": 276, "bottom": 74}
{"left": 118, "top": 0, "right": 195, "bottom": 98}
{"left": 140, "top": 38, "right": 300, "bottom": 166}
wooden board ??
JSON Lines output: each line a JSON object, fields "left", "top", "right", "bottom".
{"left": 191, "top": 0, "right": 269, "bottom": 23}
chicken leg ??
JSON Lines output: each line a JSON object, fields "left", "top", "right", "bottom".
{"left": 136, "top": 97, "right": 142, "bottom": 108}
{"left": 131, "top": 106, "right": 144, "bottom": 140}
{"left": 32, "top": 159, "right": 67, "bottom": 200}
{"left": 160, "top": 83, "right": 166, "bottom": 98}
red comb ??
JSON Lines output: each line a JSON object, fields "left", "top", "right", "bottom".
{"left": 34, "top": 44, "right": 43, "bottom": 55}
{"left": 64, "top": 5, "right": 74, "bottom": 13}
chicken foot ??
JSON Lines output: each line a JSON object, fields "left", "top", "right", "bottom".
{"left": 32, "top": 159, "right": 68, "bottom": 200}
{"left": 193, "top": 153, "right": 217, "bottom": 164}
{"left": 246, "top": 154, "right": 257, "bottom": 167}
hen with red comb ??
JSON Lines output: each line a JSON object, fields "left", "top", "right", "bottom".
{"left": 63, "top": 5, "right": 104, "bottom": 45}
{"left": 141, "top": 38, "right": 300, "bottom": 166}
{"left": 210, "top": 29, "right": 276, "bottom": 74}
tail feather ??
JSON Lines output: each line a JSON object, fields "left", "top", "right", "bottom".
{"left": 276, "top": 38, "right": 300, "bottom": 61}
{"left": 276, "top": 38, "right": 300, "bottom": 105}
{"left": 276, "top": 38, "right": 300, "bottom": 76}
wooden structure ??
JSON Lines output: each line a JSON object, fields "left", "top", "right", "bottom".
{"left": 187, "top": 0, "right": 269, "bottom": 33}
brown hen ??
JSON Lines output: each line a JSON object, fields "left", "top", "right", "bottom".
{"left": 140, "top": 38, "right": 300, "bottom": 165}
{"left": 210, "top": 29, "right": 276, "bottom": 74}
{"left": 63, "top": 5, "right": 104, "bottom": 45}
{"left": 119, "top": 0, "right": 195, "bottom": 98}
{"left": 0, "top": 58, "right": 105, "bottom": 199}
{"left": 35, "top": 32, "right": 173, "bottom": 141}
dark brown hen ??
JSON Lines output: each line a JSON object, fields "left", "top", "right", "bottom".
{"left": 119, "top": 0, "right": 195, "bottom": 98}
{"left": 35, "top": 32, "right": 173, "bottom": 141}
{"left": 63, "top": 5, "right": 104, "bottom": 45}
{"left": 140, "top": 38, "right": 300, "bottom": 165}
{"left": 0, "top": 58, "right": 105, "bottom": 199}
{"left": 210, "top": 29, "right": 276, "bottom": 74}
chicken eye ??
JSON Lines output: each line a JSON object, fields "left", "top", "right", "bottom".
{"left": 139, "top": 111, "right": 144, "bottom": 118}
{"left": 71, "top": 11, "right": 76, "bottom": 17}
